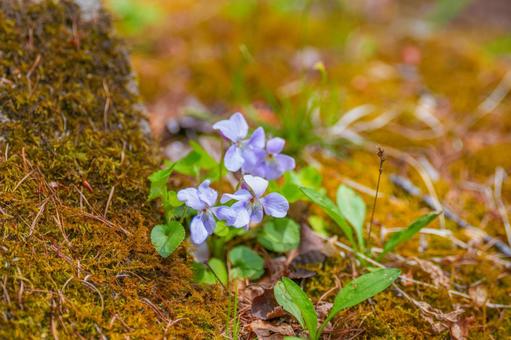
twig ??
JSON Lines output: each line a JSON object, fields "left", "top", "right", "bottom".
{"left": 391, "top": 174, "right": 511, "bottom": 257}
{"left": 12, "top": 169, "right": 35, "bottom": 192}
{"left": 104, "top": 185, "right": 115, "bottom": 217}
{"left": 494, "top": 167, "right": 511, "bottom": 247}
{"left": 29, "top": 197, "right": 50, "bottom": 236}
{"left": 368, "top": 147, "right": 385, "bottom": 246}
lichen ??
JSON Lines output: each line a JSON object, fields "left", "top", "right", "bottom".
{"left": 0, "top": 1, "right": 225, "bottom": 338}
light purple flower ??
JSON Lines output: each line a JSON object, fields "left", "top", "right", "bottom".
{"left": 220, "top": 175, "right": 289, "bottom": 229}
{"left": 213, "top": 112, "right": 265, "bottom": 172}
{"left": 252, "top": 137, "right": 295, "bottom": 180}
{"left": 177, "top": 180, "right": 235, "bottom": 244}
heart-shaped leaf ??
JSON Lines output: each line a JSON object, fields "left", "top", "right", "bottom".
{"left": 228, "top": 246, "right": 264, "bottom": 280}
{"left": 257, "top": 218, "right": 300, "bottom": 253}
{"left": 150, "top": 221, "right": 185, "bottom": 258}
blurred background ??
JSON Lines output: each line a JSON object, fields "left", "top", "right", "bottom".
{"left": 105, "top": 0, "right": 511, "bottom": 186}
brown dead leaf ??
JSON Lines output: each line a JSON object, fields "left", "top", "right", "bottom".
{"left": 315, "top": 301, "right": 333, "bottom": 320}
{"left": 298, "top": 225, "right": 325, "bottom": 255}
{"left": 401, "top": 270, "right": 415, "bottom": 287}
{"left": 251, "top": 289, "right": 285, "bottom": 320}
{"left": 468, "top": 285, "right": 488, "bottom": 307}
{"left": 291, "top": 250, "right": 326, "bottom": 266}
{"left": 249, "top": 320, "right": 295, "bottom": 339}
{"left": 413, "top": 300, "right": 465, "bottom": 334}
{"left": 267, "top": 256, "right": 288, "bottom": 283}
{"left": 415, "top": 258, "right": 450, "bottom": 289}
{"left": 449, "top": 316, "right": 474, "bottom": 340}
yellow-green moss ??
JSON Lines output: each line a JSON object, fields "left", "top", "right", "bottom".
{"left": 302, "top": 151, "right": 511, "bottom": 338}
{"left": 0, "top": 1, "right": 225, "bottom": 338}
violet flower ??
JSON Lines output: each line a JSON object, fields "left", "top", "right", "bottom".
{"left": 213, "top": 112, "right": 265, "bottom": 172}
{"left": 177, "top": 180, "right": 234, "bottom": 244}
{"left": 221, "top": 175, "right": 289, "bottom": 229}
{"left": 252, "top": 137, "right": 295, "bottom": 180}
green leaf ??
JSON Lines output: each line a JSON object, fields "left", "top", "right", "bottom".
{"left": 150, "top": 221, "right": 185, "bottom": 258}
{"left": 192, "top": 262, "right": 217, "bottom": 285}
{"left": 161, "top": 190, "right": 183, "bottom": 221}
{"left": 308, "top": 215, "right": 329, "bottom": 237}
{"left": 228, "top": 246, "right": 264, "bottom": 280}
{"left": 274, "top": 277, "right": 318, "bottom": 339}
{"left": 174, "top": 151, "right": 202, "bottom": 177}
{"left": 378, "top": 212, "right": 440, "bottom": 261}
{"left": 319, "top": 268, "right": 400, "bottom": 334}
{"left": 300, "top": 187, "right": 355, "bottom": 247}
{"left": 337, "top": 185, "right": 366, "bottom": 250}
{"left": 214, "top": 221, "right": 246, "bottom": 241}
{"left": 208, "top": 258, "right": 228, "bottom": 286}
{"left": 148, "top": 162, "right": 176, "bottom": 201}
{"left": 281, "top": 167, "right": 322, "bottom": 203}
{"left": 174, "top": 141, "right": 219, "bottom": 179}
{"left": 257, "top": 218, "right": 300, "bottom": 253}
{"left": 189, "top": 140, "right": 218, "bottom": 170}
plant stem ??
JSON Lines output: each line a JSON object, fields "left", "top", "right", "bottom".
{"left": 368, "top": 147, "right": 385, "bottom": 252}
{"left": 219, "top": 138, "right": 224, "bottom": 181}
{"left": 232, "top": 283, "right": 240, "bottom": 339}
{"left": 205, "top": 262, "right": 226, "bottom": 290}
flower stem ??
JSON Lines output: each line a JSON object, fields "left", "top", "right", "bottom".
{"left": 368, "top": 147, "right": 385, "bottom": 252}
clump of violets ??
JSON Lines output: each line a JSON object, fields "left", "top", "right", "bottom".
{"left": 178, "top": 112, "right": 295, "bottom": 244}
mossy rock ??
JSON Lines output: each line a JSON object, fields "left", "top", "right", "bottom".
{"left": 0, "top": 1, "right": 224, "bottom": 338}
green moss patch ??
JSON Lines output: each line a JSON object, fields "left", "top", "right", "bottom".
{"left": 0, "top": 1, "right": 225, "bottom": 337}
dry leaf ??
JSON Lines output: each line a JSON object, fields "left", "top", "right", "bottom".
{"left": 249, "top": 320, "right": 295, "bottom": 339}
{"left": 468, "top": 285, "right": 488, "bottom": 307}
{"left": 415, "top": 258, "right": 450, "bottom": 289}
{"left": 251, "top": 289, "right": 285, "bottom": 320}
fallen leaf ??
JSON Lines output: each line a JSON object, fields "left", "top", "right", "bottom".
{"left": 291, "top": 250, "right": 326, "bottom": 266}
{"left": 288, "top": 267, "right": 317, "bottom": 279}
{"left": 415, "top": 258, "right": 450, "bottom": 289}
{"left": 468, "top": 285, "right": 488, "bottom": 307}
{"left": 251, "top": 289, "right": 285, "bottom": 320}
{"left": 249, "top": 320, "right": 295, "bottom": 339}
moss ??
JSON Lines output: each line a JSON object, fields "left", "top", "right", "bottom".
{"left": 0, "top": 1, "right": 225, "bottom": 338}
{"left": 301, "top": 150, "right": 511, "bottom": 338}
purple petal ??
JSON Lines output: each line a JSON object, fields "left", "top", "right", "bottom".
{"left": 261, "top": 162, "right": 282, "bottom": 180}
{"left": 230, "top": 201, "right": 251, "bottom": 228}
{"left": 243, "top": 175, "right": 268, "bottom": 198}
{"left": 261, "top": 193, "right": 289, "bottom": 218}
{"left": 245, "top": 127, "right": 266, "bottom": 149}
{"left": 266, "top": 137, "right": 285, "bottom": 154}
{"left": 190, "top": 215, "right": 209, "bottom": 244}
{"left": 224, "top": 145, "right": 244, "bottom": 172}
{"left": 202, "top": 212, "right": 216, "bottom": 235}
{"left": 220, "top": 189, "right": 252, "bottom": 204}
{"left": 197, "top": 180, "right": 218, "bottom": 207}
{"left": 275, "top": 154, "right": 295, "bottom": 172}
{"left": 212, "top": 206, "right": 236, "bottom": 225}
{"left": 212, "top": 112, "right": 248, "bottom": 142}
{"left": 250, "top": 203, "right": 264, "bottom": 225}
{"left": 177, "top": 188, "right": 206, "bottom": 210}
{"left": 248, "top": 164, "right": 267, "bottom": 178}
{"left": 241, "top": 147, "right": 265, "bottom": 174}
